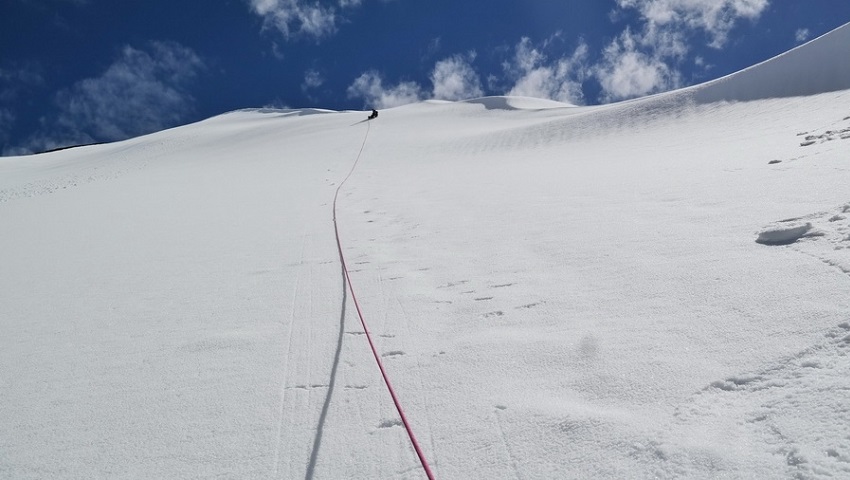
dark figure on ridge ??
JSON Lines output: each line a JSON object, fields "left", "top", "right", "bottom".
{"left": 368, "top": 109, "right": 378, "bottom": 120}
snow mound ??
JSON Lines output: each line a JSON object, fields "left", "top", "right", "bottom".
{"left": 462, "top": 96, "right": 576, "bottom": 110}
{"left": 232, "top": 107, "right": 337, "bottom": 117}
{"left": 768, "top": 203, "right": 850, "bottom": 275}
{"left": 694, "top": 22, "right": 850, "bottom": 103}
{"left": 757, "top": 202, "right": 850, "bottom": 278}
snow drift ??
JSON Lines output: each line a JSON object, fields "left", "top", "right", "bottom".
{"left": 2, "top": 23, "right": 850, "bottom": 480}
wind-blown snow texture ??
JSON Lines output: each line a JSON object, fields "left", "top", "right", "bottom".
{"left": 2, "top": 23, "right": 850, "bottom": 480}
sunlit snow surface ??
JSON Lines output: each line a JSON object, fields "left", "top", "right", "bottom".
{"left": 2, "top": 24, "right": 850, "bottom": 480}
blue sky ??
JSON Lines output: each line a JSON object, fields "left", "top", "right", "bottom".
{"left": 2, "top": 0, "right": 849, "bottom": 155}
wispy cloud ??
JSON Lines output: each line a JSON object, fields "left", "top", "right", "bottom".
{"left": 302, "top": 68, "right": 324, "bottom": 91}
{"left": 594, "top": 0, "right": 769, "bottom": 101}
{"left": 431, "top": 53, "right": 483, "bottom": 101}
{"left": 348, "top": 0, "right": 771, "bottom": 109}
{"left": 504, "top": 36, "right": 589, "bottom": 105}
{"left": 300, "top": 68, "right": 325, "bottom": 104}
{"left": 247, "top": 0, "right": 338, "bottom": 40}
{"left": 8, "top": 41, "right": 204, "bottom": 155}
{"left": 795, "top": 28, "right": 811, "bottom": 43}
{"left": 348, "top": 38, "right": 591, "bottom": 108}
{"left": 593, "top": 27, "right": 681, "bottom": 102}
{"left": 247, "top": 0, "right": 381, "bottom": 41}
{"left": 615, "top": 0, "right": 769, "bottom": 49}
{"left": 347, "top": 70, "right": 424, "bottom": 108}
{"left": 347, "top": 52, "right": 486, "bottom": 108}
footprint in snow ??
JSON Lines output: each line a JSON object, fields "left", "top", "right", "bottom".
{"left": 515, "top": 302, "right": 543, "bottom": 309}
{"left": 799, "top": 128, "right": 850, "bottom": 146}
{"left": 797, "top": 115, "right": 850, "bottom": 146}
{"left": 709, "top": 374, "right": 764, "bottom": 392}
{"left": 378, "top": 419, "right": 403, "bottom": 429}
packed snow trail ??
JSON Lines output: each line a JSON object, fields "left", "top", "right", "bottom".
{"left": 298, "top": 121, "right": 374, "bottom": 480}
{"left": 331, "top": 120, "right": 436, "bottom": 480}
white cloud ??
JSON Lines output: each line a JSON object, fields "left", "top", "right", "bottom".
{"left": 348, "top": 42, "right": 591, "bottom": 108}
{"left": 247, "top": 0, "right": 377, "bottom": 41}
{"left": 595, "top": 28, "right": 681, "bottom": 102}
{"left": 504, "top": 37, "right": 589, "bottom": 105}
{"left": 248, "top": 0, "right": 338, "bottom": 40}
{"left": 795, "top": 28, "right": 811, "bottom": 43}
{"left": 347, "top": 51, "right": 489, "bottom": 108}
{"left": 302, "top": 69, "right": 324, "bottom": 90}
{"left": 430, "top": 54, "right": 483, "bottom": 101}
{"left": 616, "top": 0, "right": 769, "bottom": 48}
{"left": 594, "top": 0, "right": 768, "bottom": 101}
{"left": 348, "top": 53, "right": 484, "bottom": 108}
{"left": 347, "top": 70, "right": 424, "bottom": 108}
{"left": 693, "top": 54, "right": 715, "bottom": 72}
{"left": 14, "top": 41, "right": 204, "bottom": 154}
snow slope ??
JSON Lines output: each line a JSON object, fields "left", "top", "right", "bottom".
{"left": 695, "top": 20, "right": 850, "bottom": 103}
{"left": 2, "top": 23, "right": 850, "bottom": 480}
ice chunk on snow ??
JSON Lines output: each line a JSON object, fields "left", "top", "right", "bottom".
{"left": 756, "top": 223, "right": 812, "bottom": 245}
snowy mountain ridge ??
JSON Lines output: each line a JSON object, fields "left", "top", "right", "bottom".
{"left": 1, "top": 22, "right": 850, "bottom": 480}
{"left": 694, "top": 20, "right": 850, "bottom": 103}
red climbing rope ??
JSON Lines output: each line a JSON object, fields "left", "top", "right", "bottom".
{"left": 332, "top": 119, "right": 436, "bottom": 480}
